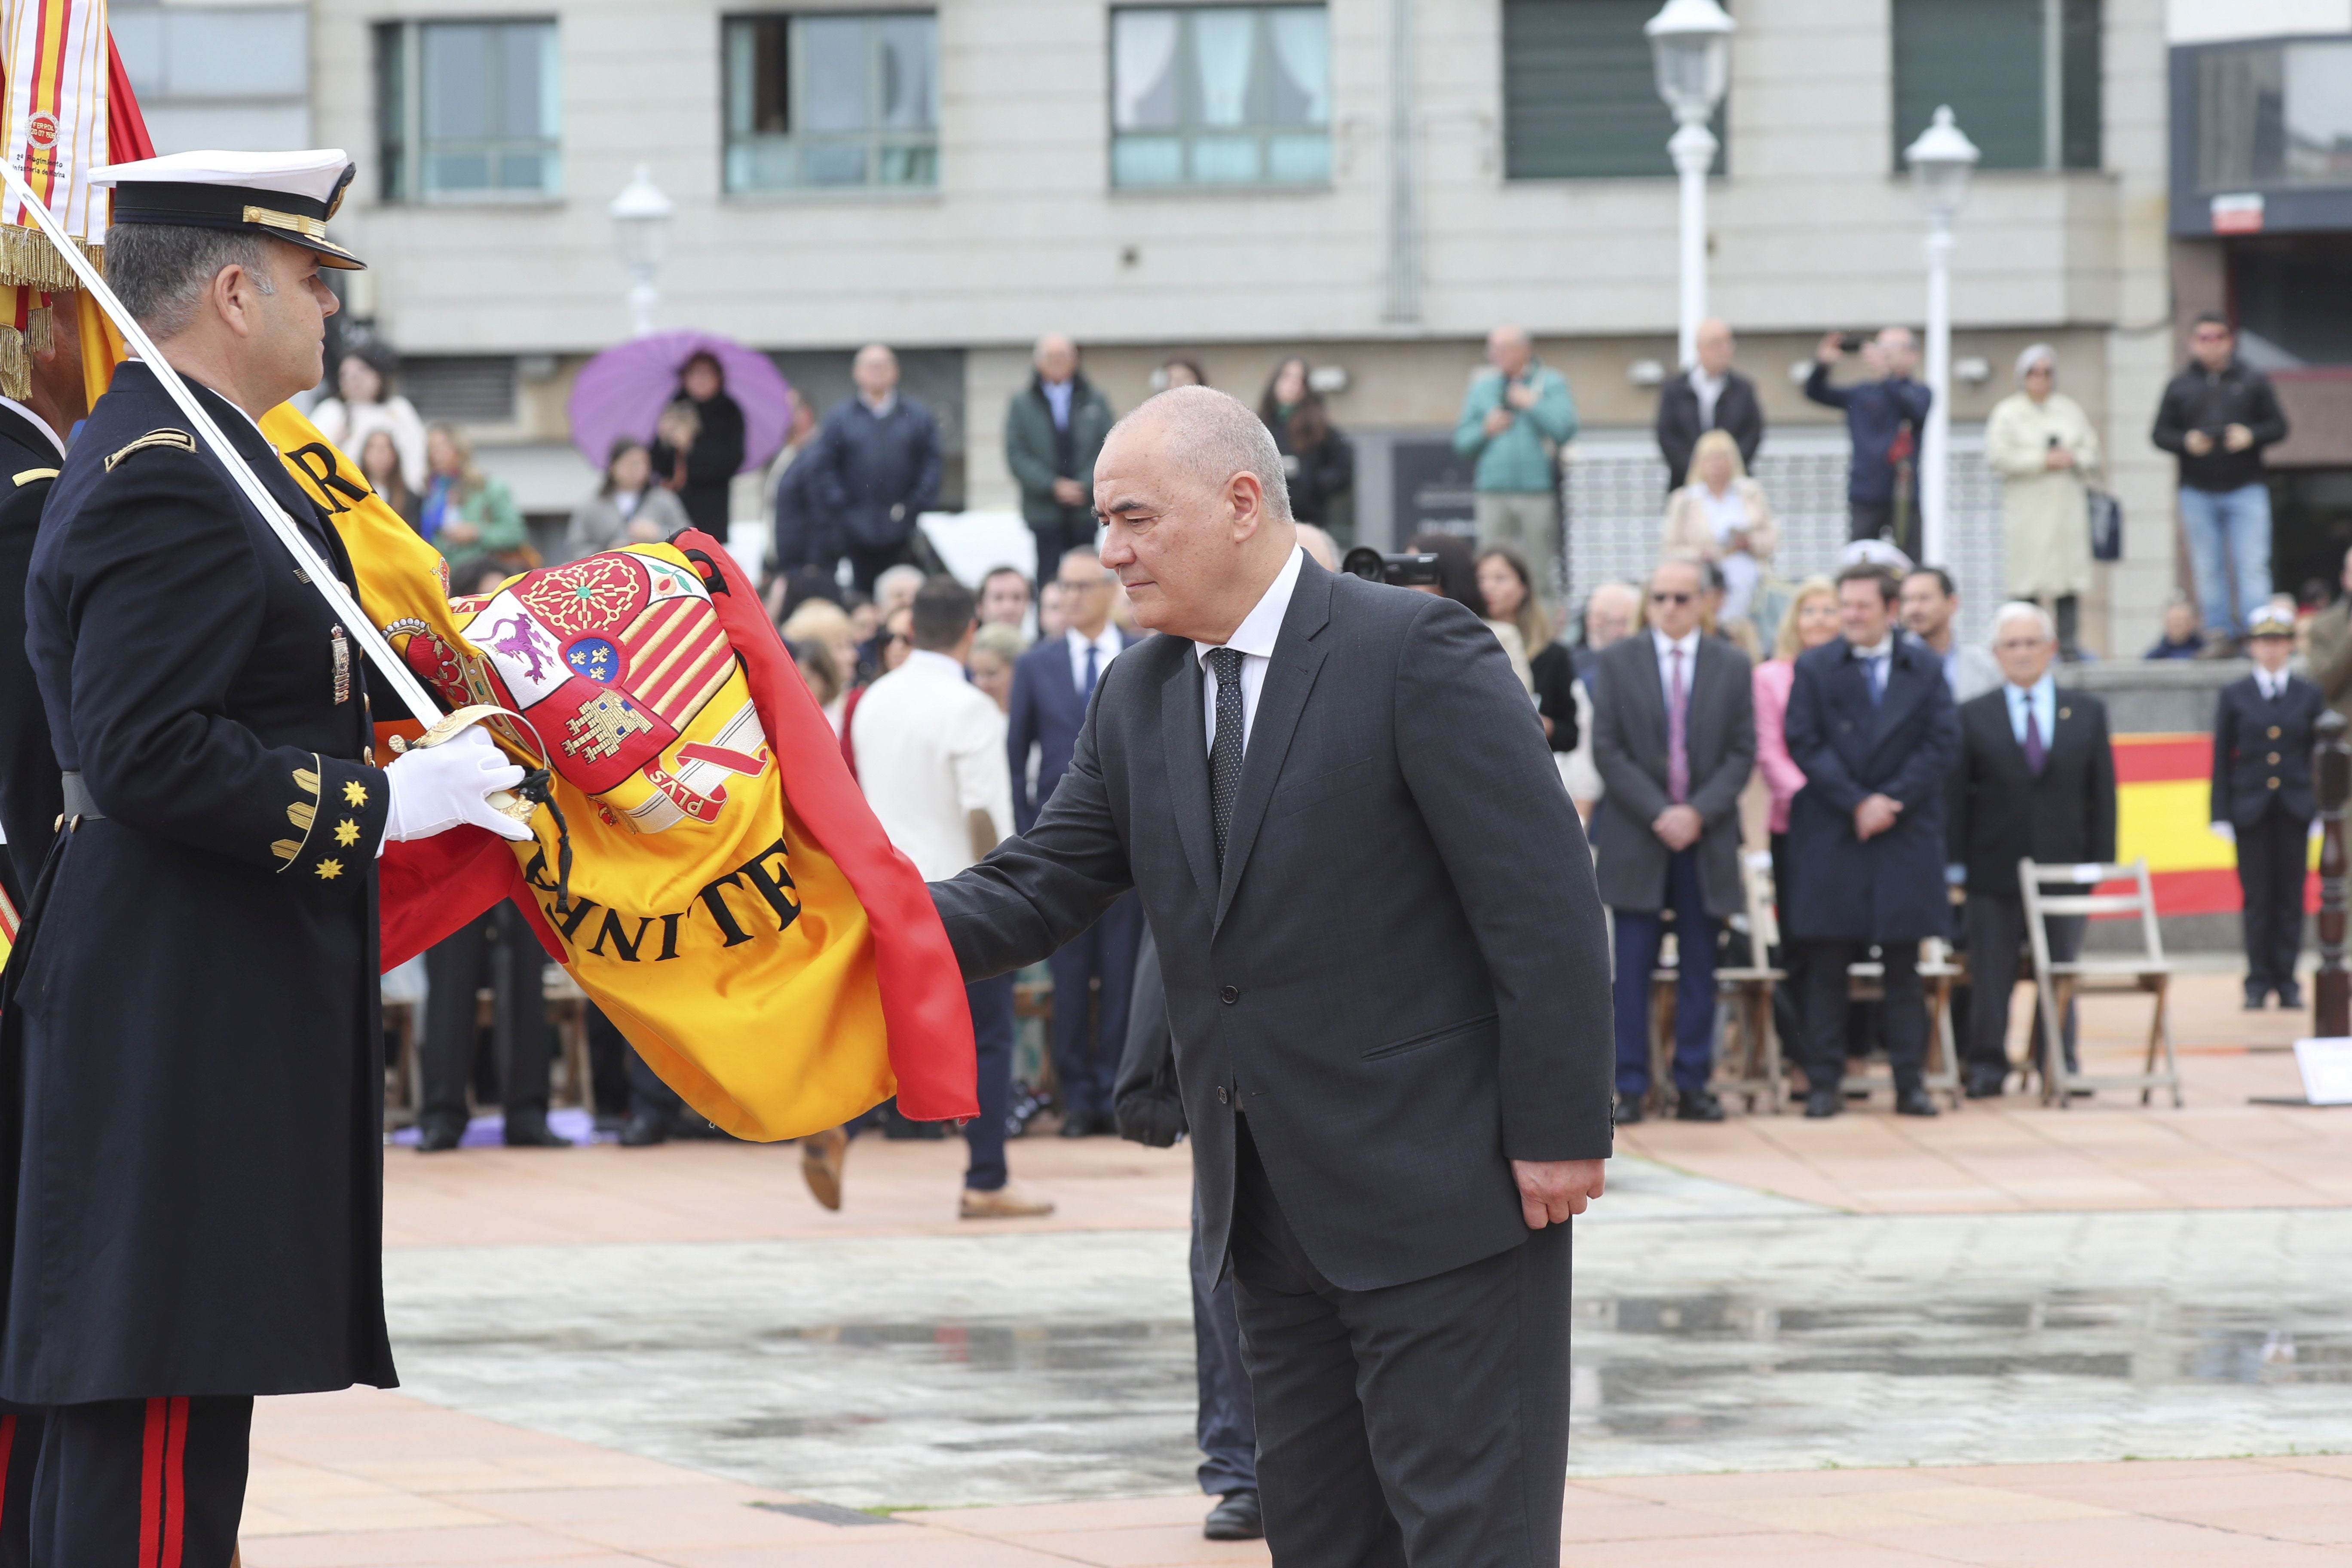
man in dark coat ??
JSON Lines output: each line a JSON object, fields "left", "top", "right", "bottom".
{"left": 931, "top": 386, "right": 1611, "bottom": 1566}
{"left": 1948, "top": 603, "right": 2116, "bottom": 1097}
{"left": 2153, "top": 314, "right": 2290, "bottom": 648}
{"left": 2212, "top": 606, "right": 2324, "bottom": 1009}
{"left": 806, "top": 343, "right": 943, "bottom": 592}
{"left": 1806, "top": 328, "right": 1932, "bottom": 548}
{"left": 1590, "top": 556, "right": 1754, "bottom": 1124}
{"left": 1784, "top": 563, "right": 1960, "bottom": 1118}
{"left": 1654, "top": 317, "right": 1763, "bottom": 491}
{"left": 1006, "top": 547, "right": 1142, "bottom": 1135}
{"left": 1004, "top": 333, "right": 1115, "bottom": 570}
{"left": 6, "top": 151, "right": 533, "bottom": 1561}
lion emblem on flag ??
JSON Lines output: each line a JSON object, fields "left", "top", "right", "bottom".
{"left": 404, "top": 548, "right": 772, "bottom": 834}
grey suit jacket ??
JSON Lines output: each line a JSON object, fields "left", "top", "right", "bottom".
{"left": 929, "top": 558, "right": 1614, "bottom": 1292}
{"left": 1589, "top": 632, "right": 1755, "bottom": 918}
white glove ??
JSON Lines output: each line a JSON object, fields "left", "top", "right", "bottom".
{"left": 2209, "top": 821, "right": 2236, "bottom": 845}
{"left": 381, "top": 724, "right": 534, "bottom": 848}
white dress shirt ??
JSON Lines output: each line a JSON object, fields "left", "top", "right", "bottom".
{"left": 2256, "top": 665, "right": 2292, "bottom": 701}
{"left": 2003, "top": 672, "right": 2057, "bottom": 748}
{"left": 849, "top": 649, "right": 1014, "bottom": 882}
{"left": 1066, "top": 623, "right": 1123, "bottom": 696}
{"left": 1688, "top": 366, "right": 1725, "bottom": 433}
{"left": 1651, "top": 626, "right": 1700, "bottom": 706}
{"left": 1194, "top": 545, "right": 1305, "bottom": 756}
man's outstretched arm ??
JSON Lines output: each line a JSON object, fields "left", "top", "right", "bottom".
{"left": 930, "top": 686, "right": 1134, "bottom": 981}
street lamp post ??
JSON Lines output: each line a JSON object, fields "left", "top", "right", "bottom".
{"left": 1645, "top": 0, "right": 1734, "bottom": 370}
{"left": 609, "top": 163, "right": 674, "bottom": 339}
{"left": 1903, "top": 105, "right": 1978, "bottom": 567}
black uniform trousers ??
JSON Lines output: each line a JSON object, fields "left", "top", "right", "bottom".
{"left": 2238, "top": 806, "right": 2310, "bottom": 996}
{"left": 0, "top": 1406, "right": 40, "bottom": 1568}
{"left": 1801, "top": 940, "right": 1925, "bottom": 1095}
{"left": 420, "top": 900, "right": 549, "bottom": 1131}
{"left": 1228, "top": 1118, "right": 1569, "bottom": 1568}
{"left": 31, "top": 1396, "right": 250, "bottom": 1567}
{"left": 1047, "top": 892, "right": 1142, "bottom": 1122}
{"left": 1962, "top": 897, "right": 2084, "bottom": 1077}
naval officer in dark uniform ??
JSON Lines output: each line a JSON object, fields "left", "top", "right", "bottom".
{"left": 4, "top": 149, "right": 533, "bottom": 1563}
{"left": 2211, "top": 605, "right": 2325, "bottom": 1010}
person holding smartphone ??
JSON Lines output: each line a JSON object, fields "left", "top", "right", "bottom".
{"left": 2153, "top": 314, "right": 2289, "bottom": 655}
{"left": 1987, "top": 344, "right": 2099, "bottom": 661}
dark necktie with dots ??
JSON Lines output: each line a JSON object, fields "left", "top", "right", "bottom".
{"left": 1208, "top": 647, "right": 1246, "bottom": 869}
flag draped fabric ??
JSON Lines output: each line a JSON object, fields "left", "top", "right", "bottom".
{"left": 258, "top": 408, "right": 978, "bottom": 1139}
{"left": 0, "top": 0, "right": 108, "bottom": 397}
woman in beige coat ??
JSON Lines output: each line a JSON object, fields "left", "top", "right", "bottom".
{"left": 1986, "top": 343, "right": 2100, "bottom": 659}
{"left": 1661, "top": 429, "right": 1777, "bottom": 630}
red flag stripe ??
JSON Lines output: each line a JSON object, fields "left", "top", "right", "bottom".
{"left": 138, "top": 1397, "right": 165, "bottom": 1568}
{"left": 161, "top": 1396, "right": 188, "bottom": 1568}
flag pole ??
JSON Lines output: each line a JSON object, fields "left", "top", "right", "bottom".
{"left": 0, "top": 160, "right": 441, "bottom": 724}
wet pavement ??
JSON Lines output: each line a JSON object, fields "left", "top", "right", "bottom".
{"left": 380, "top": 1156, "right": 2352, "bottom": 1510}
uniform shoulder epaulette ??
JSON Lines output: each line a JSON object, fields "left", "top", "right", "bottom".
{"left": 10, "top": 467, "right": 56, "bottom": 486}
{"left": 103, "top": 428, "right": 196, "bottom": 471}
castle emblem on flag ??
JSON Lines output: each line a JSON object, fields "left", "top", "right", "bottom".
{"left": 564, "top": 689, "right": 654, "bottom": 763}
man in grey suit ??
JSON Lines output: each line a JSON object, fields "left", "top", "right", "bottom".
{"left": 929, "top": 386, "right": 1613, "bottom": 1567}
{"left": 1591, "top": 556, "right": 1755, "bottom": 1125}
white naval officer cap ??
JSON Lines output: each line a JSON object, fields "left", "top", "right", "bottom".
{"left": 90, "top": 149, "right": 365, "bottom": 270}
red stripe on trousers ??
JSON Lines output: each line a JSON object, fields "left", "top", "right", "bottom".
{"left": 161, "top": 1396, "right": 189, "bottom": 1568}
{"left": 0, "top": 1412, "right": 16, "bottom": 1527}
{"left": 139, "top": 1399, "right": 165, "bottom": 1568}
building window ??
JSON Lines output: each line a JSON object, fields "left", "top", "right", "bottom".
{"left": 2193, "top": 38, "right": 2352, "bottom": 195}
{"left": 1501, "top": 0, "right": 1723, "bottom": 181}
{"left": 1111, "top": 6, "right": 1330, "bottom": 189}
{"left": 376, "top": 20, "right": 561, "bottom": 202}
{"left": 723, "top": 12, "right": 939, "bottom": 193}
{"left": 1891, "top": 0, "right": 2099, "bottom": 173}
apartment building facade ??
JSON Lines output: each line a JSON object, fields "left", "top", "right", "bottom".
{"left": 129, "top": 0, "right": 2223, "bottom": 649}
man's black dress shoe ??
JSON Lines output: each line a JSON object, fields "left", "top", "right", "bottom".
{"left": 502, "top": 1108, "right": 573, "bottom": 1148}
{"left": 1674, "top": 1088, "right": 1727, "bottom": 1123}
{"left": 618, "top": 1109, "right": 671, "bottom": 1148}
{"left": 2280, "top": 984, "right": 2306, "bottom": 1010}
{"left": 1963, "top": 1070, "right": 2006, "bottom": 1100}
{"left": 1803, "top": 1090, "right": 1841, "bottom": 1119}
{"left": 1058, "top": 1111, "right": 1106, "bottom": 1138}
{"left": 1204, "top": 1488, "right": 1263, "bottom": 1541}
{"left": 1612, "top": 1096, "right": 1644, "bottom": 1127}
{"left": 2245, "top": 986, "right": 2270, "bottom": 1011}
{"left": 413, "top": 1117, "right": 465, "bottom": 1153}
{"left": 1894, "top": 1087, "right": 1941, "bottom": 1117}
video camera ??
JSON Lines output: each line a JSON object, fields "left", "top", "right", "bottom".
{"left": 1341, "top": 547, "right": 1441, "bottom": 588}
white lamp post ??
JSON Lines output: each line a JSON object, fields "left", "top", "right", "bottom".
{"left": 1903, "top": 105, "right": 1978, "bottom": 566}
{"left": 609, "top": 163, "right": 674, "bottom": 339}
{"left": 1644, "top": 0, "right": 1734, "bottom": 370}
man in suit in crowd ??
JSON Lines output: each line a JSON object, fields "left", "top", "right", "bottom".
{"left": 1654, "top": 318, "right": 1763, "bottom": 492}
{"left": 1785, "top": 564, "right": 1960, "bottom": 1118}
{"left": 2213, "top": 605, "right": 2325, "bottom": 1009}
{"left": 1948, "top": 603, "right": 2116, "bottom": 1097}
{"left": 1901, "top": 567, "right": 2002, "bottom": 705}
{"left": 1591, "top": 556, "right": 1755, "bottom": 1125}
{"left": 805, "top": 344, "right": 943, "bottom": 593}
{"left": 1007, "top": 547, "right": 1145, "bottom": 1135}
{"left": 931, "top": 385, "right": 1612, "bottom": 1566}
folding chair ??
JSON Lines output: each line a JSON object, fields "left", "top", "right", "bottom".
{"left": 1841, "top": 937, "right": 1964, "bottom": 1109}
{"left": 1712, "top": 851, "right": 1786, "bottom": 1113}
{"left": 2018, "top": 857, "right": 2181, "bottom": 1108}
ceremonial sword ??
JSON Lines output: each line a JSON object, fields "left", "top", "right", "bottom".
{"left": 0, "top": 162, "right": 554, "bottom": 831}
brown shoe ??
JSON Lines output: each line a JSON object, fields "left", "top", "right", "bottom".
{"left": 959, "top": 1181, "right": 1056, "bottom": 1220}
{"left": 800, "top": 1126, "right": 849, "bottom": 1211}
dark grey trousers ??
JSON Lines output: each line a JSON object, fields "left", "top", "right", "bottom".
{"left": 1228, "top": 1119, "right": 1570, "bottom": 1568}
{"left": 1963, "top": 896, "right": 2084, "bottom": 1075}
{"left": 1192, "top": 1193, "right": 1257, "bottom": 1495}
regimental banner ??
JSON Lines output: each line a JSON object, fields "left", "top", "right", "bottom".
{"left": 0, "top": 0, "right": 110, "bottom": 395}
{"left": 258, "top": 404, "right": 978, "bottom": 1140}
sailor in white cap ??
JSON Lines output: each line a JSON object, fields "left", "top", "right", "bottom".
{"left": 1, "top": 150, "right": 528, "bottom": 1562}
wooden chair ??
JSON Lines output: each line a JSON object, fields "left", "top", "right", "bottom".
{"left": 542, "top": 963, "right": 594, "bottom": 1108}
{"left": 2018, "top": 857, "right": 2181, "bottom": 1108}
{"left": 1644, "top": 851, "right": 1786, "bottom": 1114}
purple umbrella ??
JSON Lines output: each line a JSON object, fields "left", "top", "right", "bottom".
{"left": 567, "top": 330, "right": 793, "bottom": 476}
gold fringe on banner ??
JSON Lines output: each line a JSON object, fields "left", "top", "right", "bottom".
{"left": 0, "top": 326, "right": 27, "bottom": 401}
{"left": 0, "top": 226, "right": 101, "bottom": 294}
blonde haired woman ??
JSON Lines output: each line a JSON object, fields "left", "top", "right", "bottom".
{"left": 1986, "top": 343, "right": 2099, "bottom": 660}
{"left": 1662, "top": 429, "right": 1777, "bottom": 626}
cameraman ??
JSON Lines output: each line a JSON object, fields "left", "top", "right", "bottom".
{"left": 1806, "top": 327, "right": 1931, "bottom": 550}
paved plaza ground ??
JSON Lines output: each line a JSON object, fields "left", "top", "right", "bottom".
{"left": 240, "top": 971, "right": 2352, "bottom": 1565}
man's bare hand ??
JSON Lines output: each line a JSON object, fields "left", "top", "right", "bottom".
{"left": 1652, "top": 803, "right": 1703, "bottom": 852}
{"left": 1853, "top": 793, "right": 1902, "bottom": 840}
{"left": 1816, "top": 330, "right": 1844, "bottom": 365}
{"left": 1482, "top": 406, "right": 1515, "bottom": 437}
{"left": 2224, "top": 422, "right": 2255, "bottom": 453}
{"left": 1051, "top": 476, "right": 1087, "bottom": 505}
{"left": 2183, "top": 429, "right": 2214, "bottom": 456}
{"left": 1513, "top": 1159, "right": 1605, "bottom": 1229}
{"left": 1506, "top": 382, "right": 1540, "bottom": 411}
